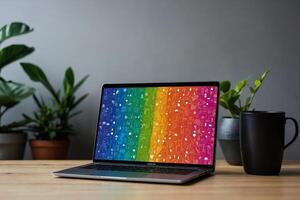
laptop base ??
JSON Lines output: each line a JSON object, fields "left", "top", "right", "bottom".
{"left": 53, "top": 163, "right": 213, "bottom": 184}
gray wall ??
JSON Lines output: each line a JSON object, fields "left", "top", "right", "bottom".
{"left": 1, "top": 0, "right": 299, "bottom": 160}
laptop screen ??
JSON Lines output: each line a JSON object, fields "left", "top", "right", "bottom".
{"left": 94, "top": 84, "right": 218, "bottom": 165}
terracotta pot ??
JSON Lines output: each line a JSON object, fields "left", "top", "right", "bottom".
{"left": 30, "top": 139, "right": 70, "bottom": 160}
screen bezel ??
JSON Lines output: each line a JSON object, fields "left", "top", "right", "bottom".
{"left": 92, "top": 82, "right": 219, "bottom": 169}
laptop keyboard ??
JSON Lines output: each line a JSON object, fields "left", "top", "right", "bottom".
{"left": 82, "top": 164, "right": 199, "bottom": 175}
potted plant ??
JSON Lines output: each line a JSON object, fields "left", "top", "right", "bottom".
{"left": 0, "top": 22, "right": 35, "bottom": 159}
{"left": 218, "top": 70, "right": 269, "bottom": 165}
{"left": 21, "top": 63, "right": 89, "bottom": 159}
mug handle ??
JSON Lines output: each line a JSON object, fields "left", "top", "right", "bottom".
{"left": 284, "top": 117, "right": 299, "bottom": 149}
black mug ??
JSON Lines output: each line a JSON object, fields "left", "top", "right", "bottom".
{"left": 240, "top": 111, "right": 299, "bottom": 175}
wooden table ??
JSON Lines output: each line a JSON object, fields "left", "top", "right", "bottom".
{"left": 0, "top": 160, "right": 299, "bottom": 200}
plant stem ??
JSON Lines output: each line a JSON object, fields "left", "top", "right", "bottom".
{"left": 228, "top": 110, "right": 236, "bottom": 118}
{"left": 247, "top": 94, "right": 255, "bottom": 111}
{"left": 0, "top": 107, "right": 9, "bottom": 119}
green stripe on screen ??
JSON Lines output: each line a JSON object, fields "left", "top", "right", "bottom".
{"left": 124, "top": 88, "right": 145, "bottom": 160}
{"left": 137, "top": 88, "right": 157, "bottom": 161}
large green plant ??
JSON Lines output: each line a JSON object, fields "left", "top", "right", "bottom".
{"left": 21, "top": 63, "right": 89, "bottom": 139}
{"left": 0, "top": 22, "right": 35, "bottom": 133}
{"left": 219, "top": 70, "right": 269, "bottom": 118}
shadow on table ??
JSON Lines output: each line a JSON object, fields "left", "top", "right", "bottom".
{"left": 215, "top": 169, "right": 300, "bottom": 176}
{"left": 216, "top": 170, "right": 244, "bottom": 175}
{"left": 280, "top": 169, "right": 300, "bottom": 176}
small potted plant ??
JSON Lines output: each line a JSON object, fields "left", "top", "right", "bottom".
{"left": 0, "top": 22, "right": 35, "bottom": 159}
{"left": 21, "top": 63, "right": 89, "bottom": 159}
{"left": 218, "top": 70, "right": 269, "bottom": 165}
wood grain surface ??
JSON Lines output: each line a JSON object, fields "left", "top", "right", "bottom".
{"left": 0, "top": 160, "right": 299, "bottom": 200}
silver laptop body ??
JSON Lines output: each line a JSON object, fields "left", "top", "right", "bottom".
{"left": 54, "top": 82, "right": 219, "bottom": 184}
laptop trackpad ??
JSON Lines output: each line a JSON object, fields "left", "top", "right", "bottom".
{"left": 91, "top": 170, "right": 148, "bottom": 178}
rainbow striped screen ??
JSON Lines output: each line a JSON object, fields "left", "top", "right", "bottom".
{"left": 95, "top": 86, "right": 218, "bottom": 165}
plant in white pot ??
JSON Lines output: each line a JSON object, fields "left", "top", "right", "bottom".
{"left": 0, "top": 22, "right": 35, "bottom": 159}
{"left": 21, "top": 63, "right": 89, "bottom": 159}
{"left": 218, "top": 70, "right": 269, "bottom": 165}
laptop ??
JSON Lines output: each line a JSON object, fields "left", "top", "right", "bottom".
{"left": 53, "top": 82, "right": 219, "bottom": 184}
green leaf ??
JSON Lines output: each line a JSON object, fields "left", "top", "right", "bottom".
{"left": 219, "top": 99, "right": 228, "bottom": 109}
{"left": 71, "top": 93, "right": 88, "bottom": 110}
{"left": 221, "top": 90, "right": 232, "bottom": 101}
{"left": 260, "top": 69, "right": 270, "bottom": 82}
{"left": 220, "top": 81, "right": 231, "bottom": 93}
{"left": 254, "top": 80, "right": 261, "bottom": 88}
{"left": 220, "top": 90, "right": 233, "bottom": 109}
{"left": 225, "top": 90, "right": 239, "bottom": 105}
{"left": 0, "top": 45, "right": 34, "bottom": 70}
{"left": 245, "top": 69, "right": 270, "bottom": 111}
{"left": 0, "top": 119, "right": 29, "bottom": 130}
{"left": 245, "top": 96, "right": 252, "bottom": 106}
{"left": 69, "top": 110, "right": 82, "bottom": 119}
{"left": 0, "top": 80, "right": 35, "bottom": 108}
{"left": 234, "top": 79, "right": 247, "bottom": 94}
{"left": 253, "top": 69, "right": 270, "bottom": 91}
{"left": 66, "top": 67, "right": 74, "bottom": 86}
{"left": 63, "top": 67, "right": 74, "bottom": 96}
{"left": 32, "top": 94, "right": 42, "bottom": 108}
{"left": 242, "top": 97, "right": 252, "bottom": 111}
{"left": 230, "top": 104, "right": 241, "bottom": 117}
{"left": 73, "top": 75, "right": 89, "bottom": 93}
{"left": 21, "top": 62, "right": 59, "bottom": 103}
{"left": 0, "top": 22, "right": 33, "bottom": 45}
{"left": 23, "top": 114, "right": 33, "bottom": 121}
